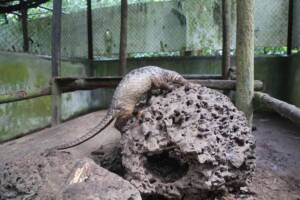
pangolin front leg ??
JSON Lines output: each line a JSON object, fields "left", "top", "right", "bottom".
{"left": 114, "top": 108, "right": 134, "bottom": 131}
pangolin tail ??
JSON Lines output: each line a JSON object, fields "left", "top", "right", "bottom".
{"left": 55, "top": 110, "right": 115, "bottom": 150}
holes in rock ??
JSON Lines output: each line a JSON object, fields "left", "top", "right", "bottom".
{"left": 197, "top": 134, "right": 203, "bottom": 139}
{"left": 174, "top": 110, "right": 180, "bottom": 116}
{"left": 156, "top": 116, "right": 163, "bottom": 120}
{"left": 212, "top": 113, "right": 218, "bottom": 119}
{"left": 144, "top": 151, "right": 189, "bottom": 183}
{"left": 142, "top": 194, "right": 169, "bottom": 200}
{"left": 234, "top": 138, "right": 245, "bottom": 146}
{"left": 186, "top": 100, "right": 193, "bottom": 106}
{"left": 202, "top": 101, "right": 208, "bottom": 108}
{"left": 233, "top": 125, "right": 239, "bottom": 132}
{"left": 149, "top": 178, "right": 156, "bottom": 184}
{"left": 145, "top": 131, "right": 151, "bottom": 140}
{"left": 172, "top": 115, "right": 183, "bottom": 126}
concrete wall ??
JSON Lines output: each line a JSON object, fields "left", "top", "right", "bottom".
{"left": 0, "top": 52, "right": 296, "bottom": 142}
{"left": 92, "top": 55, "right": 288, "bottom": 100}
{"left": 286, "top": 54, "right": 300, "bottom": 106}
{"left": 0, "top": 52, "right": 104, "bottom": 142}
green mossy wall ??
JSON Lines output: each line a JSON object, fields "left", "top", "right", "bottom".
{"left": 0, "top": 52, "right": 94, "bottom": 142}
{"left": 0, "top": 52, "right": 297, "bottom": 142}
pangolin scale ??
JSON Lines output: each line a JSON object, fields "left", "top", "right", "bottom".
{"left": 55, "top": 66, "right": 188, "bottom": 150}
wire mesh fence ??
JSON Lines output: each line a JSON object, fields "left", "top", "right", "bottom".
{"left": 293, "top": 0, "right": 300, "bottom": 49}
{"left": 0, "top": 0, "right": 299, "bottom": 59}
{"left": 0, "top": 21, "right": 23, "bottom": 52}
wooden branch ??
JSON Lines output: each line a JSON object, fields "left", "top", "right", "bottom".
{"left": 184, "top": 74, "right": 222, "bottom": 80}
{"left": 0, "top": 79, "right": 263, "bottom": 104}
{"left": 236, "top": 0, "right": 255, "bottom": 124}
{"left": 191, "top": 80, "right": 263, "bottom": 91}
{"left": 0, "top": 88, "right": 51, "bottom": 104}
{"left": 222, "top": 0, "right": 231, "bottom": 79}
{"left": 57, "top": 77, "right": 120, "bottom": 92}
{"left": 255, "top": 92, "right": 300, "bottom": 126}
{"left": 87, "top": 0, "right": 93, "bottom": 61}
{"left": 86, "top": 0, "right": 94, "bottom": 76}
{"left": 51, "top": 0, "right": 62, "bottom": 126}
{"left": 55, "top": 78, "right": 263, "bottom": 92}
{"left": 287, "top": 0, "right": 294, "bottom": 55}
{"left": 20, "top": 0, "right": 29, "bottom": 52}
{"left": 119, "top": 0, "right": 128, "bottom": 76}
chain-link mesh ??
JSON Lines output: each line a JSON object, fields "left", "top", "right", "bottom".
{"left": 0, "top": 0, "right": 297, "bottom": 57}
{"left": 92, "top": 1, "right": 121, "bottom": 59}
{"left": 61, "top": 5, "right": 88, "bottom": 58}
{"left": 28, "top": 16, "right": 52, "bottom": 55}
{"left": 254, "top": 0, "right": 289, "bottom": 48}
{"left": 293, "top": 0, "right": 300, "bottom": 49}
{"left": 0, "top": 20, "right": 23, "bottom": 52}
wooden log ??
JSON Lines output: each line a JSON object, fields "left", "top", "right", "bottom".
{"left": 0, "top": 79, "right": 263, "bottom": 104}
{"left": 86, "top": 0, "right": 94, "bottom": 76}
{"left": 51, "top": 0, "right": 62, "bottom": 126}
{"left": 55, "top": 78, "right": 263, "bottom": 92}
{"left": 184, "top": 74, "right": 222, "bottom": 80}
{"left": 57, "top": 77, "right": 120, "bottom": 91}
{"left": 222, "top": 0, "right": 231, "bottom": 79}
{"left": 20, "top": 0, "right": 29, "bottom": 52}
{"left": 119, "top": 0, "right": 128, "bottom": 76}
{"left": 0, "top": 88, "right": 51, "bottom": 104}
{"left": 236, "top": 0, "right": 255, "bottom": 125}
{"left": 287, "top": 0, "right": 294, "bottom": 55}
{"left": 56, "top": 75, "right": 223, "bottom": 81}
{"left": 51, "top": 81, "right": 62, "bottom": 126}
{"left": 191, "top": 80, "right": 263, "bottom": 91}
{"left": 254, "top": 92, "right": 300, "bottom": 126}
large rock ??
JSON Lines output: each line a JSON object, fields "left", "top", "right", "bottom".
{"left": 0, "top": 151, "right": 142, "bottom": 200}
{"left": 121, "top": 84, "right": 255, "bottom": 200}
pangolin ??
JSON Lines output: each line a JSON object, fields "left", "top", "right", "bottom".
{"left": 55, "top": 66, "right": 188, "bottom": 150}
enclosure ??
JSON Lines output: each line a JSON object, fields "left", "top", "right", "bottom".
{"left": 0, "top": 0, "right": 300, "bottom": 199}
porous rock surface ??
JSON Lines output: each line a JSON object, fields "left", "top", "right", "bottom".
{"left": 121, "top": 83, "right": 255, "bottom": 200}
{"left": 0, "top": 151, "right": 142, "bottom": 200}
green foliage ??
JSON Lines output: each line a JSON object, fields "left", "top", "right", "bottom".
{"left": 255, "top": 47, "right": 288, "bottom": 55}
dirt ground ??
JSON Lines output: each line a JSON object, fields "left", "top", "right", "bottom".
{"left": 0, "top": 111, "right": 299, "bottom": 200}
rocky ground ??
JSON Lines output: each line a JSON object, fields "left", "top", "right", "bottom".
{"left": 120, "top": 84, "right": 255, "bottom": 199}
{"left": 0, "top": 87, "right": 299, "bottom": 199}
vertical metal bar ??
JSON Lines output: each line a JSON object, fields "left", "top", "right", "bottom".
{"left": 287, "top": 0, "right": 294, "bottom": 55}
{"left": 51, "top": 0, "right": 62, "bottom": 126}
{"left": 119, "top": 0, "right": 128, "bottom": 76}
{"left": 20, "top": 0, "right": 29, "bottom": 52}
{"left": 222, "top": 0, "right": 231, "bottom": 79}
{"left": 236, "top": 0, "right": 255, "bottom": 125}
{"left": 87, "top": 0, "right": 93, "bottom": 76}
